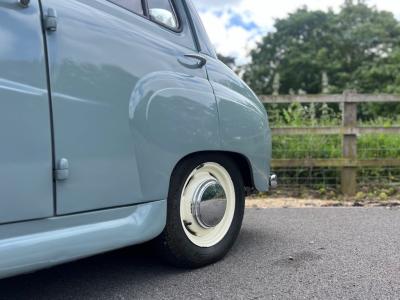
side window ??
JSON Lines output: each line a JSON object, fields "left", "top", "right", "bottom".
{"left": 147, "top": 0, "right": 179, "bottom": 30}
{"left": 108, "top": 0, "right": 144, "bottom": 15}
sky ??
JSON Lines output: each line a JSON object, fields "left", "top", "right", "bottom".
{"left": 193, "top": 0, "right": 400, "bottom": 65}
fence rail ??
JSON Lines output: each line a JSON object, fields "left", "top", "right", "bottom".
{"left": 271, "top": 159, "right": 400, "bottom": 168}
{"left": 260, "top": 93, "right": 400, "bottom": 104}
{"left": 271, "top": 127, "right": 400, "bottom": 136}
{"left": 261, "top": 93, "right": 400, "bottom": 196}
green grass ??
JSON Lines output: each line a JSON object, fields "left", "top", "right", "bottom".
{"left": 272, "top": 134, "right": 400, "bottom": 160}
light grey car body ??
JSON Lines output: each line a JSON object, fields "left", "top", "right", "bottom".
{"left": 0, "top": 0, "right": 271, "bottom": 279}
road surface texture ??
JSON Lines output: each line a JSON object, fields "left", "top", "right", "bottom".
{"left": 0, "top": 208, "right": 399, "bottom": 300}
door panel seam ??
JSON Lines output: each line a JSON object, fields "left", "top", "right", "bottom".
{"left": 38, "top": 0, "right": 57, "bottom": 216}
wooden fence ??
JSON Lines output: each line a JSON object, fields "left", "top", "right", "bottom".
{"left": 260, "top": 92, "right": 400, "bottom": 196}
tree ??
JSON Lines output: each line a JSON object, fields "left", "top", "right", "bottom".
{"left": 243, "top": 1, "right": 400, "bottom": 97}
{"left": 355, "top": 47, "right": 400, "bottom": 94}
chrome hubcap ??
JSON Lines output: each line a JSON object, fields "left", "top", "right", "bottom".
{"left": 180, "top": 162, "right": 236, "bottom": 247}
{"left": 192, "top": 179, "right": 227, "bottom": 229}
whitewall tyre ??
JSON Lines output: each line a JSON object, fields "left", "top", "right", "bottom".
{"left": 157, "top": 154, "right": 245, "bottom": 268}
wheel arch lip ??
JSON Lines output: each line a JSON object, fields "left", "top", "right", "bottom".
{"left": 202, "top": 57, "right": 272, "bottom": 193}
{"left": 169, "top": 150, "right": 269, "bottom": 194}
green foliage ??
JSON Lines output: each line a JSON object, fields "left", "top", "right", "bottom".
{"left": 243, "top": 1, "right": 400, "bottom": 100}
{"left": 267, "top": 102, "right": 341, "bottom": 127}
{"left": 240, "top": 0, "right": 400, "bottom": 191}
{"left": 273, "top": 135, "right": 342, "bottom": 159}
{"left": 270, "top": 102, "right": 400, "bottom": 160}
{"left": 271, "top": 102, "right": 342, "bottom": 160}
{"left": 273, "top": 134, "right": 400, "bottom": 160}
{"left": 358, "top": 134, "right": 400, "bottom": 159}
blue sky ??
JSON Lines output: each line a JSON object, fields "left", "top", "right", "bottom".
{"left": 193, "top": 0, "right": 400, "bottom": 65}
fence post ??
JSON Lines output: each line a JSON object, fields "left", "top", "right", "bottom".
{"left": 341, "top": 92, "right": 357, "bottom": 196}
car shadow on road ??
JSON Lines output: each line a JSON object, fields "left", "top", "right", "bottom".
{"left": 0, "top": 225, "right": 278, "bottom": 300}
{"left": 0, "top": 242, "right": 179, "bottom": 299}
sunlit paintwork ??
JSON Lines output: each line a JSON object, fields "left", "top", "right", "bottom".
{"left": 44, "top": 0, "right": 219, "bottom": 214}
{"left": 206, "top": 58, "right": 272, "bottom": 192}
{"left": 185, "top": 0, "right": 271, "bottom": 191}
{"left": 0, "top": 0, "right": 53, "bottom": 224}
{"left": 0, "top": 0, "right": 271, "bottom": 279}
{"left": 0, "top": 200, "right": 166, "bottom": 279}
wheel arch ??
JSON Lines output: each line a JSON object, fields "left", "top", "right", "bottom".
{"left": 170, "top": 151, "right": 255, "bottom": 192}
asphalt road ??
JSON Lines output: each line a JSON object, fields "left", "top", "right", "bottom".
{"left": 1, "top": 208, "right": 399, "bottom": 300}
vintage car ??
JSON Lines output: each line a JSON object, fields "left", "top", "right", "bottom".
{"left": 0, "top": 0, "right": 274, "bottom": 279}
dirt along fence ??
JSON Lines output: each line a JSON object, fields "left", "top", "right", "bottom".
{"left": 261, "top": 93, "right": 400, "bottom": 197}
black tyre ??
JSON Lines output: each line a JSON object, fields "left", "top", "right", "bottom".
{"left": 157, "top": 153, "right": 245, "bottom": 268}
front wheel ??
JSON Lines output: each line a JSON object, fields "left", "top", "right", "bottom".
{"left": 157, "top": 154, "right": 245, "bottom": 268}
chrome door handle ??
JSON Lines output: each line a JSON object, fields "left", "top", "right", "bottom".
{"left": 177, "top": 54, "right": 207, "bottom": 69}
{"left": 185, "top": 54, "right": 207, "bottom": 67}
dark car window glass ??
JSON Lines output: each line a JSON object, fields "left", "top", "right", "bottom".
{"left": 108, "top": 0, "right": 144, "bottom": 15}
{"left": 147, "top": 0, "right": 179, "bottom": 29}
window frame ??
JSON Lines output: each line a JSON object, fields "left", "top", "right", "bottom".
{"left": 106, "top": 0, "right": 182, "bottom": 33}
{"left": 106, "top": 0, "right": 147, "bottom": 17}
{"left": 182, "top": 0, "right": 216, "bottom": 58}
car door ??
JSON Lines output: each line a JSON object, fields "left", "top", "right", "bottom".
{"left": 41, "top": 0, "right": 217, "bottom": 214}
{"left": 0, "top": 1, "right": 54, "bottom": 223}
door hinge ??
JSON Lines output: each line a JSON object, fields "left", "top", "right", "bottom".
{"left": 54, "top": 158, "right": 69, "bottom": 181}
{"left": 44, "top": 8, "right": 57, "bottom": 32}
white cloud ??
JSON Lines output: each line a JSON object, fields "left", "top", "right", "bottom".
{"left": 194, "top": 0, "right": 400, "bottom": 65}
{"left": 195, "top": 0, "right": 241, "bottom": 9}
{"left": 199, "top": 10, "right": 260, "bottom": 64}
